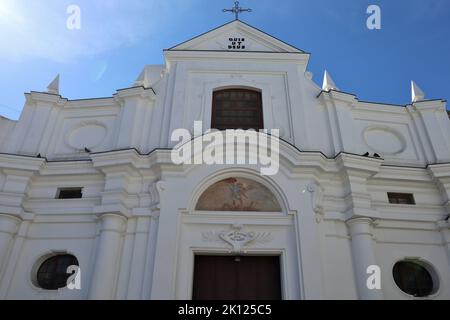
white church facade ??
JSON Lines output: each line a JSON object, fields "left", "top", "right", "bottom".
{"left": 0, "top": 19, "right": 449, "bottom": 300}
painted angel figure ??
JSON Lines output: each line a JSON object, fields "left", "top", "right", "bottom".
{"left": 226, "top": 178, "right": 253, "bottom": 210}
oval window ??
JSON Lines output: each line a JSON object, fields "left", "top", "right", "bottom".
{"left": 36, "top": 254, "right": 79, "bottom": 290}
{"left": 393, "top": 261, "right": 436, "bottom": 297}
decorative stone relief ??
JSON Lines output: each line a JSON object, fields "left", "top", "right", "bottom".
{"left": 202, "top": 224, "right": 273, "bottom": 254}
{"left": 65, "top": 121, "right": 107, "bottom": 151}
{"left": 363, "top": 126, "right": 406, "bottom": 155}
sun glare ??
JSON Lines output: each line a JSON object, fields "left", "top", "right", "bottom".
{"left": 0, "top": 0, "right": 23, "bottom": 24}
{"left": 0, "top": 1, "right": 12, "bottom": 16}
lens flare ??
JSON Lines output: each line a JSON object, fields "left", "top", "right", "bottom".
{"left": 0, "top": 0, "right": 24, "bottom": 25}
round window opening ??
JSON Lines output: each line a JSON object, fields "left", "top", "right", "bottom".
{"left": 393, "top": 260, "right": 437, "bottom": 297}
{"left": 36, "top": 254, "right": 79, "bottom": 290}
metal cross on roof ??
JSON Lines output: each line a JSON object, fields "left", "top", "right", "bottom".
{"left": 222, "top": 1, "right": 252, "bottom": 20}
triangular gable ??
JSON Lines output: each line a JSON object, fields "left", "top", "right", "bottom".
{"left": 168, "top": 20, "right": 305, "bottom": 53}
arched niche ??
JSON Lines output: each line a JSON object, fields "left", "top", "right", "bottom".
{"left": 195, "top": 176, "right": 282, "bottom": 212}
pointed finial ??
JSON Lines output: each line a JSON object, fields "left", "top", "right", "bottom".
{"left": 411, "top": 81, "right": 425, "bottom": 102}
{"left": 134, "top": 66, "right": 164, "bottom": 88}
{"left": 322, "top": 70, "right": 339, "bottom": 92}
{"left": 47, "top": 74, "right": 60, "bottom": 94}
{"left": 134, "top": 70, "right": 148, "bottom": 88}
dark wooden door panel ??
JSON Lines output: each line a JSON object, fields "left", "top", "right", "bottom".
{"left": 193, "top": 256, "right": 281, "bottom": 300}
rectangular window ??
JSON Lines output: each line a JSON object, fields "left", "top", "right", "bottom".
{"left": 388, "top": 193, "right": 415, "bottom": 205}
{"left": 57, "top": 188, "right": 83, "bottom": 199}
{"left": 211, "top": 89, "right": 263, "bottom": 130}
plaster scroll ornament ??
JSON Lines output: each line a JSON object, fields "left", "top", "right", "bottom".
{"left": 307, "top": 182, "right": 325, "bottom": 223}
{"left": 156, "top": 180, "right": 167, "bottom": 192}
{"left": 202, "top": 224, "right": 273, "bottom": 254}
{"left": 149, "top": 180, "right": 166, "bottom": 211}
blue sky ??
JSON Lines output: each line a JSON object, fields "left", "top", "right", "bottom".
{"left": 0, "top": 0, "right": 449, "bottom": 119}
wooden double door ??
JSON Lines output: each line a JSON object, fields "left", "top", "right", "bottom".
{"left": 192, "top": 255, "right": 282, "bottom": 300}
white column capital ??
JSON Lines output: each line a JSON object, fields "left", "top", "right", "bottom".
{"left": 0, "top": 214, "right": 22, "bottom": 235}
{"left": 97, "top": 213, "right": 127, "bottom": 232}
{"left": 346, "top": 217, "right": 374, "bottom": 230}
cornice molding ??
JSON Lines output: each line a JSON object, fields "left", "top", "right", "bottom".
{"left": 164, "top": 50, "right": 309, "bottom": 65}
{"left": 408, "top": 99, "right": 447, "bottom": 113}
{"left": 65, "top": 97, "right": 118, "bottom": 109}
{"left": 375, "top": 166, "right": 433, "bottom": 182}
{"left": 317, "top": 89, "right": 358, "bottom": 106}
{"left": 26, "top": 91, "right": 68, "bottom": 106}
{"left": 113, "top": 86, "right": 156, "bottom": 103}
{"left": 90, "top": 149, "right": 150, "bottom": 172}
{"left": 428, "top": 163, "right": 450, "bottom": 180}
{"left": 336, "top": 153, "right": 383, "bottom": 177}
{"left": 0, "top": 154, "right": 45, "bottom": 172}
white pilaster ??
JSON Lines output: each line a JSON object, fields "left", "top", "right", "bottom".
{"left": 437, "top": 220, "right": 450, "bottom": 266}
{"left": 293, "top": 182, "right": 326, "bottom": 299}
{"left": 338, "top": 154, "right": 383, "bottom": 299}
{"left": 409, "top": 100, "right": 450, "bottom": 163}
{"left": 126, "top": 216, "right": 151, "bottom": 299}
{"left": 318, "top": 91, "right": 359, "bottom": 155}
{"left": 337, "top": 153, "right": 383, "bottom": 219}
{"left": 17, "top": 92, "right": 66, "bottom": 155}
{"left": 88, "top": 213, "right": 126, "bottom": 300}
{"left": 141, "top": 214, "right": 160, "bottom": 300}
{"left": 346, "top": 217, "right": 383, "bottom": 300}
{"left": 0, "top": 155, "right": 45, "bottom": 215}
{"left": 0, "top": 215, "right": 22, "bottom": 276}
{"left": 113, "top": 87, "right": 156, "bottom": 151}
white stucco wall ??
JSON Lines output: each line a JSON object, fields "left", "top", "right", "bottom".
{"left": 0, "top": 20, "right": 449, "bottom": 300}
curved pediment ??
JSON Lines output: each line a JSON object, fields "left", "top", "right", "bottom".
{"left": 169, "top": 20, "right": 304, "bottom": 53}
